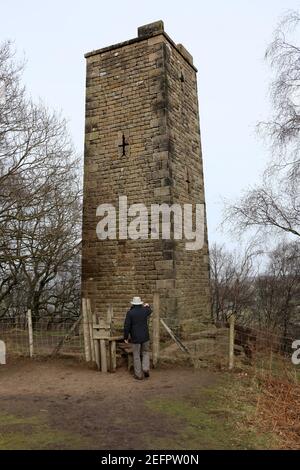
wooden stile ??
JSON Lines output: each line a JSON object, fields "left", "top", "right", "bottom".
{"left": 82, "top": 300, "right": 119, "bottom": 373}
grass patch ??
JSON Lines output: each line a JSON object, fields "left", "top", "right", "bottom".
{"left": 0, "top": 414, "right": 41, "bottom": 427}
{"left": 0, "top": 412, "right": 89, "bottom": 450}
{"left": 145, "top": 374, "right": 278, "bottom": 450}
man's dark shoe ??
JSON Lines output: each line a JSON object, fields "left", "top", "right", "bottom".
{"left": 134, "top": 375, "right": 143, "bottom": 380}
{"left": 143, "top": 371, "right": 150, "bottom": 378}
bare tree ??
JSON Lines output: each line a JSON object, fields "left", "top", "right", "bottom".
{"left": 254, "top": 241, "right": 300, "bottom": 336}
{"left": 0, "top": 41, "right": 82, "bottom": 322}
{"left": 211, "top": 240, "right": 300, "bottom": 339}
{"left": 210, "top": 243, "right": 257, "bottom": 323}
{"left": 226, "top": 12, "right": 300, "bottom": 240}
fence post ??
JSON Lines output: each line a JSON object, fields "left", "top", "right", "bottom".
{"left": 229, "top": 314, "right": 235, "bottom": 370}
{"left": 106, "top": 304, "right": 113, "bottom": 329}
{"left": 152, "top": 292, "right": 160, "bottom": 368}
{"left": 93, "top": 313, "right": 101, "bottom": 370}
{"left": 110, "top": 340, "right": 117, "bottom": 372}
{"left": 86, "top": 299, "right": 95, "bottom": 362}
{"left": 27, "top": 309, "right": 34, "bottom": 358}
{"left": 98, "top": 319, "right": 108, "bottom": 372}
{"left": 82, "top": 298, "right": 91, "bottom": 362}
{"left": 0, "top": 340, "right": 6, "bottom": 365}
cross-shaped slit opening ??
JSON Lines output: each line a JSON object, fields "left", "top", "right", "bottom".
{"left": 118, "top": 133, "right": 129, "bottom": 156}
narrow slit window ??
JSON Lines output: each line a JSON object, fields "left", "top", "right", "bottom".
{"left": 118, "top": 133, "right": 129, "bottom": 156}
{"left": 186, "top": 168, "right": 191, "bottom": 194}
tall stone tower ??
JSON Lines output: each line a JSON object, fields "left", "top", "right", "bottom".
{"left": 82, "top": 21, "right": 211, "bottom": 334}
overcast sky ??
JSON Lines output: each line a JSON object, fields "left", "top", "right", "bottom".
{"left": 2, "top": 0, "right": 300, "bottom": 247}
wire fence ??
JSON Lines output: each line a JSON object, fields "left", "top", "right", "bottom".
{"left": 158, "top": 316, "right": 300, "bottom": 379}
{"left": 0, "top": 312, "right": 299, "bottom": 382}
{"left": 233, "top": 322, "right": 299, "bottom": 381}
{"left": 0, "top": 317, "right": 85, "bottom": 358}
{"left": 159, "top": 320, "right": 230, "bottom": 368}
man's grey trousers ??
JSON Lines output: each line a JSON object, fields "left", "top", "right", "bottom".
{"left": 132, "top": 341, "right": 150, "bottom": 378}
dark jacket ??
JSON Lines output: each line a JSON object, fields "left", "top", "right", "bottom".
{"left": 124, "top": 305, "right": 152, "bottom": 344}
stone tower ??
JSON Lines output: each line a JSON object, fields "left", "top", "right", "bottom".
{"left": 82, "top": 21, "right": 211, "bottom": 334}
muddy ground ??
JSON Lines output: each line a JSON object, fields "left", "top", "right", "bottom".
{"left": 0, "top": 356, "right": 275, "bottom": 450}
{"left": 0, "top": 357, "right": 216, "bottom": 449}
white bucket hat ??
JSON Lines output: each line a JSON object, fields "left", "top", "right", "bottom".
{"left": 131, "top": 296, "right": 143, "bottom": 305}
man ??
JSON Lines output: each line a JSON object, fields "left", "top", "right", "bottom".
{"left": 124, "top": 296, "right": 152, "bottom": 380}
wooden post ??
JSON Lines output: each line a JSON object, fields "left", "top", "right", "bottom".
{"left": 86, "top": 299, "right": 95, "bottom": 362}
{"left": 99, "top": 319, "right": 108, "bottom": 373}
{"left": 152, "top": 292, "right": 160, "bottom": 368}
{"left": 229, "top": 314, "right": 235, "bottom": 370}
{"left": 106, "top": 304, "right": 113, "bottom": 330}
{"left": 0, "top": 340, "right": 6, "bottom": 365}
{"left": 52, "top": 315, "right": 82, "bottom": 356}
{"left": 110, "top": 340, "right": 117, "bottom": 372}
{"left": 82, "top": 298, "right": 91, "bottom": 362}
{"left": 92, "top": 313, "right": 100, "bottom": 370}
{"left": 27, "top": 309, "right": 34, "bottom": 358}
{"left": 105, "top": 305, "right": 113, "bottom": 371}
{"left": 160, "top": 318, "right": 190, "bottom": 354}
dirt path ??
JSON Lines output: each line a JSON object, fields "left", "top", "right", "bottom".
{"left": 0, "top": 357, "right": 220, "bottom": 450}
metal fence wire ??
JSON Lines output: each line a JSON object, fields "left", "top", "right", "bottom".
{"left": 0, "top": 313, "right": 298, "bottom": 379}
{"left": 0, "top": 317, "right": 85, "bottom": 358}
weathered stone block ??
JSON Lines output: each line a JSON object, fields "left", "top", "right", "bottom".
{"left": 156, "top": 279, "right": 175, "bottom": 290}
{"left": 138, "top": 21, "right": 164, "bottom": 38}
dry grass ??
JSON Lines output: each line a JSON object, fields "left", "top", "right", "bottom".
{"left": 254, "top": 374, "right": 300, "bottom": 449}
{"left": 236, "top": 350, "right": 300, "bottom": 449}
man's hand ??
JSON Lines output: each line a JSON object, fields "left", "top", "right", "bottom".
{"left": 143, "top": 303, "right": 149, "bottom": 307}
{"left": 124, "top": 339, "right": 129, "bottom": 344}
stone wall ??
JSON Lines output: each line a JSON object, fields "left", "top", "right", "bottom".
{"left": 82, "top": 21, "right": 211, "bottom": 334}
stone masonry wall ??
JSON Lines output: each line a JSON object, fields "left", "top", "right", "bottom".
{"left": 82, "top": 21, "right": 211, "bottom": 333}
{"left": 163, "top": 40, "right": 211, "bottom": 332}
